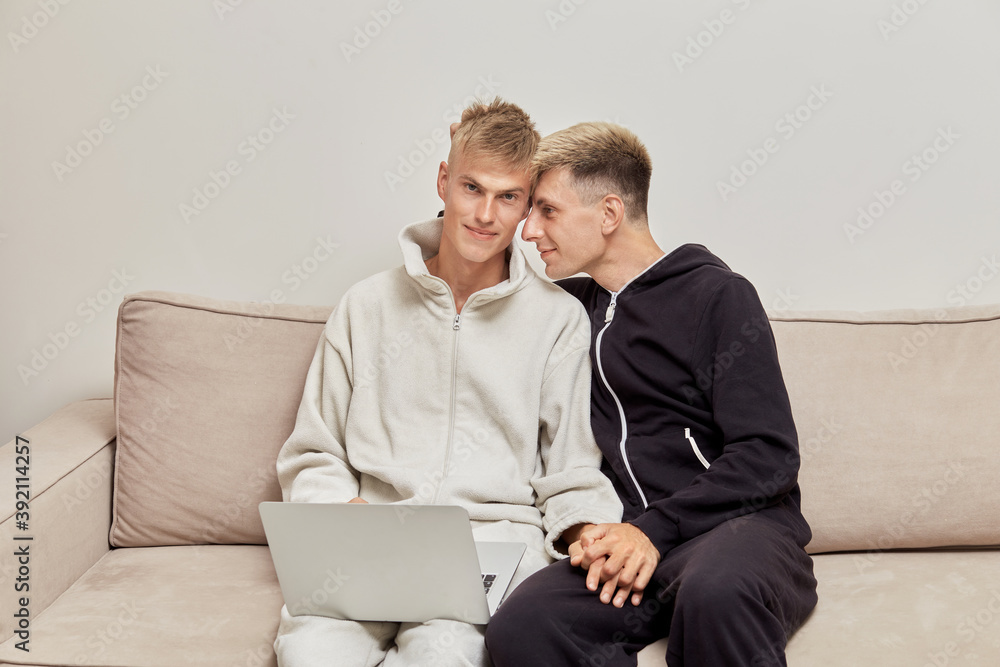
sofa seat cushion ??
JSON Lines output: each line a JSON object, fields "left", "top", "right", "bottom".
{"left": 0, "top": 547, "right": 997, "bottom": 665}
{"left": 637, "top": 549, "right": 1000, "bottom": 665}
{"left": 0, "top": 545, "right": 282, "bottom": 666}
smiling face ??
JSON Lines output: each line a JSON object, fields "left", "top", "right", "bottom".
{"left": 436, "top": 147, "right": 531, "bottom": 270}
{"left": 522, "top": 167, "right": 606, "bottom": 280}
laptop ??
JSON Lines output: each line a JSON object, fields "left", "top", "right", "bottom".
{"left": 259, "top": 502, "right": 526, "bottom": 625}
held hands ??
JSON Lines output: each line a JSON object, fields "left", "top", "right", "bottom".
{"left": 568, "top": 523, "right": 660, "bottom": 608}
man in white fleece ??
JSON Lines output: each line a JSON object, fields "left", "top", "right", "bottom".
{"left": 273, "top": 98, "right": 623, "bottom": 666}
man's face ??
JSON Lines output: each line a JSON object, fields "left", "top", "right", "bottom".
{"left": 436, "top": 148, "right": 531, "bottom": 266}
{"left": 522, "top": 167, "right": 605, "bottom": 280}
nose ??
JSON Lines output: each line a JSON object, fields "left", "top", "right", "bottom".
{"left": 522, "top": 207, "right": 541, "bottom": 243}
{"left": 475, "top": 197, "right": 497, "bottom": 225}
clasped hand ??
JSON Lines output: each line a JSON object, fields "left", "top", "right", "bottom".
{"left": 568, "top": 523, "right": 660, "bottom": 608}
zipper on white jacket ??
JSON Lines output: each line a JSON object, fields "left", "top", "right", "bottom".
{"left": 595, "top": 291, "right": 648, "bottom": 509}
{"left": 685, "top": 428, "right": 710, "bottom": 469}
{"left": 435, "top": 306, "right": 464, "bottom": 504}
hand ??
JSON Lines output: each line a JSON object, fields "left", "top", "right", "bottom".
{"left": 567, "top": 535, "right": 599, "bottom": 563}
{"left": 347, "top": 497, "right": 368, "bottom": 504}
{"left": 568, "top": 537, "right": 610, "bottom": 590}
{"left": 560, "top": 523, "right": 595, "bottom": 552}
{"left": 570, "top": 523, "right": 660, "bottom": 607}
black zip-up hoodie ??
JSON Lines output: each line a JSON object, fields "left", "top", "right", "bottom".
{"left": 559, "top": 244, "right": 812, "bottom": 555}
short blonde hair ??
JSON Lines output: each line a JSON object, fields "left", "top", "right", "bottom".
{"left": 448, "top": 98, "right": 539, "bottom": 173}
{"left": 532, "top": 122, "right": 652, "bottom": 223}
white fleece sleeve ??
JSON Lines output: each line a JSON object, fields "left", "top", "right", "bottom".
{"left": 276, "top": 307, "right": 360, "bottom": 503}
{"left": 532, "top": 318, "right": 624, "bottom": 560}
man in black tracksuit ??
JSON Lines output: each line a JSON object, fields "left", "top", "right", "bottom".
{"left": 486, "top": 123, "right": 817, "bottom": 666}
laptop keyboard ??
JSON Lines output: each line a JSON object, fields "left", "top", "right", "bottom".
{"left": 481, "top": 573, "right": 497, "bottom": 594}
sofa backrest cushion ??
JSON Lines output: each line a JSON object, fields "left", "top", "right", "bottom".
{"left": 112, "top": 290, "right": 1000, "bottom": 553}
{"left": 770, "top": 303, "right": 1000, "bottom": 554}
{"left": 111, "top": 291, "right": 332, "bottom": 547}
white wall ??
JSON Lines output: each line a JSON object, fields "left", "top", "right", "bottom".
{"left": 3, "top": 0, "right": 999, "bottom": 439}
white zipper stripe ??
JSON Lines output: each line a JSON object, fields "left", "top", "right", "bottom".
{"left": 685, "top": 427, "right": 710, "bottom": 469}
{"left": 591, "top": 255, "right": 667, "bottom": 510}
{"left": 595, "top": 293, "right": 648, "bottom": 509}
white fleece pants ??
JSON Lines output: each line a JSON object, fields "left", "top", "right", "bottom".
{"left": 273, "top": 520, "right": 553, "bottom": 667}
{"left": 275, "top": 610, "right": 488, "bottom": 667}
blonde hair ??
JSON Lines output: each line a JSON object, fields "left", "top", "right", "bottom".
{"left": 532, "top": 122, "right": 652, "bottom": 223}
{"left": 448, "top": 98, "right": 539, "bottom": 173}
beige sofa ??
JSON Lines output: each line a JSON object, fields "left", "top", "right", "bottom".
{"left": 1, "top": 290, "right": 998, "bottom": 666}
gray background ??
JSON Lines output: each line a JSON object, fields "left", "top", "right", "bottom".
{"left": 2, "top": 0, "right": 999, "bottom": 439}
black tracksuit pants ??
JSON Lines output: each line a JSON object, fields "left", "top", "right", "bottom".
{"left": 486, "top": 512, "right": 818, "bottom": 667}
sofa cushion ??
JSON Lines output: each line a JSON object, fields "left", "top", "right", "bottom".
{"left": 770, "top": 303, "right": 1000, "bottom": 554}
{"left": 636, "top": 550, "right": 1000, "bottom": 665}
{"left": 0, "top": 545, "right": 283, "bottom": 666}
{"left": 111, "top": 291, "right": 332, "bottom": 546}
{"left": 785, "top": 550, "right": 1000, "bottom": 664}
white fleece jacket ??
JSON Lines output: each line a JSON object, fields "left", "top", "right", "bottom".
{"left": 276, "top": 218, "right": 622, "bottom": 560}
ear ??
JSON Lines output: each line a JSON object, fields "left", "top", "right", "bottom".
{"left": 436, "top": 161, "right": 449, "bottom": 201}
{"left": 600, "top": 194, "right": 626, "bottom": 237}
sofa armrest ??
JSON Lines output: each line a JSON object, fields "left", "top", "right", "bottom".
{"left": 0, "top": 399, "right": 116, "bottom": 645}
